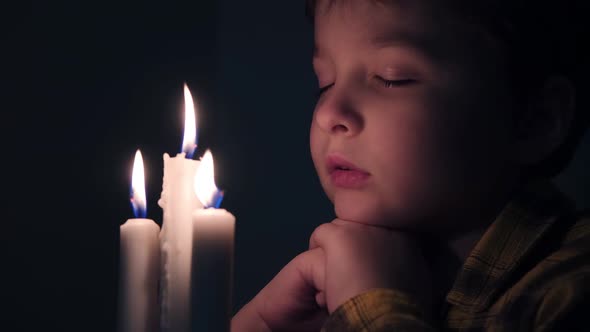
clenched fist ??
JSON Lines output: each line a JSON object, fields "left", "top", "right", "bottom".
{"left": 310, "top": 219, "right": 433, "bottom": 314}
{"left": 231, "top": 219, "right": 434, "bottom": 331}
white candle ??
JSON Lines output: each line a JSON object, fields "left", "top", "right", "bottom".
{"left": 191, "top": 150, "right": 235, "bottom": 332}
{"left": 118, "top": 150, "right": 160, "bottom": 332}
{"left": 158, "top": 83, "right": 202, "bottom": 332}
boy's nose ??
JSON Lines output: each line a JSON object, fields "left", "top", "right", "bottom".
{"left": 313, "top": 92, "right": 363, "bottom": 136}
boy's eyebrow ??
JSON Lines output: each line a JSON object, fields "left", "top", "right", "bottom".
{"left": 370, "top": 31, "right": 437, "bottom": 59}
{"left": 313, "top": 32, "right": 437, "bottom": 60}
{"left": 371, "top": 33, "right": 418, "bottom": 48}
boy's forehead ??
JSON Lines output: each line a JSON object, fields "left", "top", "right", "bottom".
{"left": 313, "top": 30, "right": 428, "bottom": 58}
{"left": 312, "top": 0, "right": 441, "bottom": 59}
{"left": 312, "top": 0, "right": 498, "bottom": 65}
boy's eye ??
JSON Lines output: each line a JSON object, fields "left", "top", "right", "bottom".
{"left": 377, "top": 77, "right": 417, "bottom": 88}
{"left": 316, "top": 83, "right": 335, "bottom": 99}
{"left": 315, "top": 78, "right": 416, "bottom": 101}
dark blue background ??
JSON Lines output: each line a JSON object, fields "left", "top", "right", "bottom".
{"left": 17, "top": 1, "right": 589, "bottom": 330}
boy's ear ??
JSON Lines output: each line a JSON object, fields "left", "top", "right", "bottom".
{"left": 511, "top": 75, "right": 576, "bottom": 166}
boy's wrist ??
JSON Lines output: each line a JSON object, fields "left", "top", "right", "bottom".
{"left": 324, "top": 288, "right": 434, "bottom": 331}
{"left": 340, "top": 287, "right": 433, "bottom": 317}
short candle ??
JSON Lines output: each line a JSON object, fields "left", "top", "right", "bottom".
{"left": 118, "top": 150, "right": 160, "bottom": 332}
{"left": 191, "top": 149, "right": 235, "bottom": 332}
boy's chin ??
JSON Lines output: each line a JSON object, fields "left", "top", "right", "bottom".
{"left": 332, "top": 191, "right": 413, "bottom": 229}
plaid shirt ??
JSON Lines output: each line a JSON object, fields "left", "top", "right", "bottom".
{"left": 322, "top": 181, "right": 590, "bottom": 331}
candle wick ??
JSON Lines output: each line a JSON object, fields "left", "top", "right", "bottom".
{"left": 183, "top": 144, "right": 198, "bottom": 159}
{"left": 212, "top": 190, "right": 225, "bottom": 209}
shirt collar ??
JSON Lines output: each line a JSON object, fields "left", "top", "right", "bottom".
{"left": 446, "top": 180, "right": 576, "bottom": 313}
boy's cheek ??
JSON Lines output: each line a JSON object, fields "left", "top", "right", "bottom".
{"left": 319, "top": 177, "right": 335, "bottom": 203}
{"left": 310, "top": 127, "right": 333, "bottom": 196}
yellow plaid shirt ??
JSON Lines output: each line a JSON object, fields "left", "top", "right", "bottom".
{"left": 322, "top": 181, "right": 590, "bottom": 331}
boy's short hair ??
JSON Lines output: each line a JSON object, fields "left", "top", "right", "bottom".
{"left": 305, "top": 0, "right": 589, "bottom": 179}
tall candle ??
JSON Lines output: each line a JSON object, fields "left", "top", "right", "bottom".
{"left": 158, "top": 83, "right": 202, "bottom": 332}
{"left": 118, "top": 150, "right": 160, "bottom": 332}
{"left": 191, "top": 150, "right": 235, "bottom": 332}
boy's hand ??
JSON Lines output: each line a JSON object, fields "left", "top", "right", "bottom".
{"left": 231, "top": 248, "right": 329, "bottom": 332}
{"left": 231, "top": 218, "right": 434, "bottom": 332}
{"left": 310, "top": 219, "right": 433, "bottom": 314}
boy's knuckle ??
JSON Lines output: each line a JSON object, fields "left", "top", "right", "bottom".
{"left": 313, "top": 222, "right": 333, "bottom": 237}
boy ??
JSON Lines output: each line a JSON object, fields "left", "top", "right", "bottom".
{"left": 232, "top": 0, "right": 589, "bottom": 330}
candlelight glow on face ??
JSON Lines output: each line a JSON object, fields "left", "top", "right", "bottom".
{"left": 194, "top": 149, "right": 224, "bottom": 208}
{"left": 130, "top": 149, "right": 147, "bottom": 218}
{"left": 182, "top": 83, "right": 198, "bottom": 158}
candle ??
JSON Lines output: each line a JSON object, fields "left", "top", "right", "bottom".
{"left": 158, "top": 83, "right": 202, "bottom": 332}
{"left": 191, "top": 149, "right": 235, "bottom": 332}
{"left": 118, "top": 150, "right": 160, "bottom": 332}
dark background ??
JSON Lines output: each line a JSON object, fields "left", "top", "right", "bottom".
{"left": 16, "top": 0, "right": 588, "bottom": 331}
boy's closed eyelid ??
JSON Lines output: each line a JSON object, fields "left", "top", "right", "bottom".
{"left": 374, "top": 46, "right": 439, "bottom": 78}
{"left": 377, "top": 69, "right": 421, "bottom": 82}
{"left": 376, "top": 54, "right": 431, "bottom": 76}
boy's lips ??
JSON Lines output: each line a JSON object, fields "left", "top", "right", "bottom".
{"left": 326, "top": 154, "right": 371, "bottom": 188}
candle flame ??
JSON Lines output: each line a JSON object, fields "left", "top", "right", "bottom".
{"left": 182, "top": 83, "right": 198, "bottom": 158}
{"left": 130, "top": 149, "right": 147, "bottom": 218}
{"left": 194, "top": 149, "right": 224, "bottom": 208}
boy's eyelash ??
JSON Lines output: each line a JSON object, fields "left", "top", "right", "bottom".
{"left": 315, "top": 78, "right": 416, "bottom": 99}
{"left": 378, "top": 77, "right": 417, "bottom": 87}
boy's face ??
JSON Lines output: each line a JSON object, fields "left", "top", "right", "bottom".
{"left": 310, "top": 0, "right": 519, "bottom": 231}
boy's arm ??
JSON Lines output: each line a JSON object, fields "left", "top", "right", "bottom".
{"left": 320, "top": 275, "right": 589, "bottom": 332}
{"left": 321, "top": 288, "right": 436, "bottom": 332}
{"left": 319, "top": 260, "right": 589, "bottom": 331}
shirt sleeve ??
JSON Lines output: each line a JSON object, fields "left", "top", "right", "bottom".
{"left": 533, "top": 273, "right": 589, "bottom": 331}
{"left": 321, "top": 288, "right": 436, "bottom": 332}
